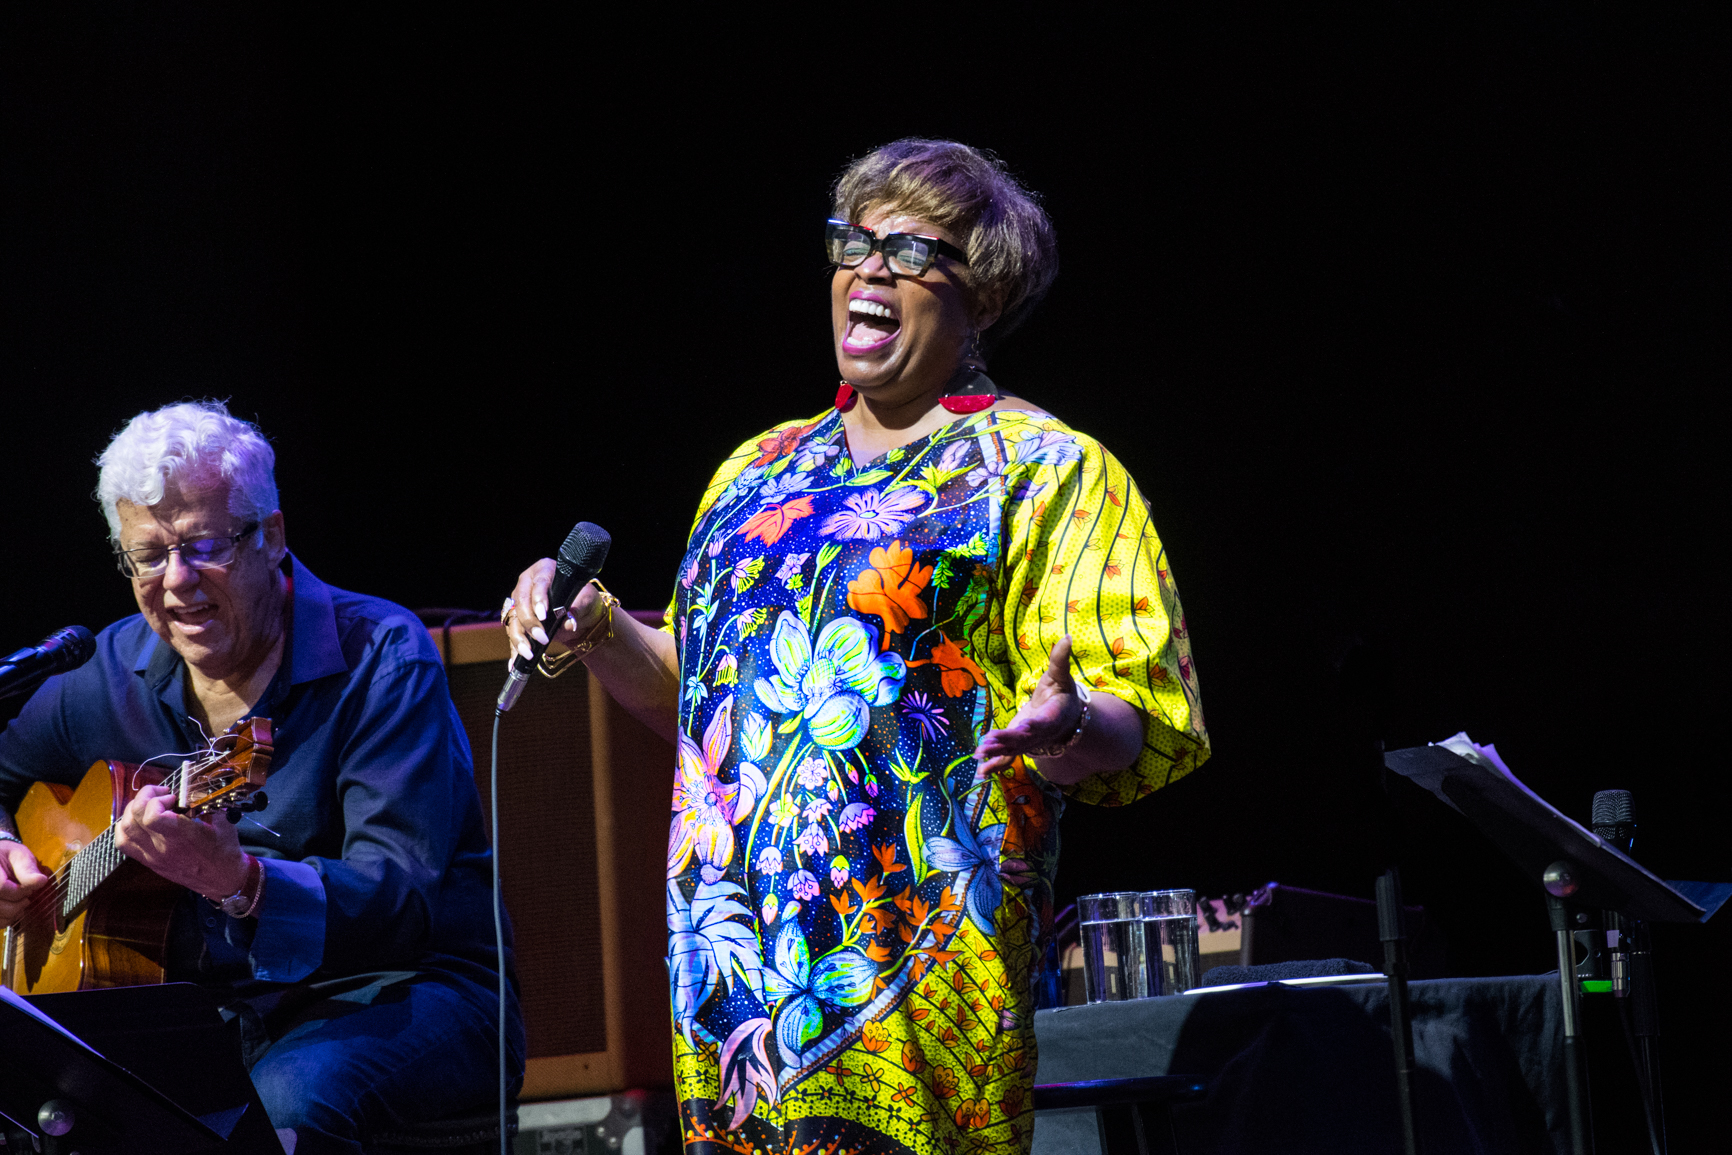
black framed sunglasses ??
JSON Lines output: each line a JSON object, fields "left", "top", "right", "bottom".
{"left": 115, "top": 522, "right": 261, "bottom": 579}
{"left": 825, "top": 219, "right": 969, "bottom": 277}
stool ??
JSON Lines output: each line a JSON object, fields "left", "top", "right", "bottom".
{"left": 369, "top": 1108, "right": 517, "bottom": 1155}
{"left": 1032, "top": 1075, "right": 1206, "bottom": 1155}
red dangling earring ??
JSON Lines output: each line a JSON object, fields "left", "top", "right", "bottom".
{"left": 940, "top": 368, "right": 997, "bottom": 414}
{"left": 835, "top": 382, "right": 858, "bottom": 412}
{"left": 940, "top": 331, "right": 996, "bottom": 414}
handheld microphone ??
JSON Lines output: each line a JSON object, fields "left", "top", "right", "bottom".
{"left": 0, "top": 625, "right": 96, "bottom": 701}
{"left": 496, "top": 522, "right": 610, "bottom": 713}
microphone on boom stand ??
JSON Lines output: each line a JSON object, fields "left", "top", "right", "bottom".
{"left": 0, "top": 626, "right": 96, "bottom": 701}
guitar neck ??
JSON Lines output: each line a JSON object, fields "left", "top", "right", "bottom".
{"left": 47, "top": 719, "right": 271, "bottom": 924}
{"left": 59, "top": 762, "right": 188, "bottom": 921}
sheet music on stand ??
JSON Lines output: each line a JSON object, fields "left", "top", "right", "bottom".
{"left": 0, "top": 985, "right": 232, "bottom": 1154}
{"left": 1384, "top": 733, "right": 1711, "bottom": 924}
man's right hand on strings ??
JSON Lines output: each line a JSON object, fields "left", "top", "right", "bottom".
{"left": 0, "top": 835, "right": 49, "bottom": 928}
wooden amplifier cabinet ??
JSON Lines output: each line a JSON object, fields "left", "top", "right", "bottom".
{"left": 432, "top": 619, "right": 674, "bottom": 1100}
{"left": 1196, "top": 883, "right": 1447, "bottom": 979}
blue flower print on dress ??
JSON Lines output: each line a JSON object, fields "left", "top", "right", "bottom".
{"left": 934, "top": 437, "right": 972, "bottom": 475}
{"left": 762, "top": 920, "right": 877, "bottom": 1069}
{"left": 715, "top": 1016, "right": 778, "bottom": 1130}
{"left": 792, "top": 434, "right": 842, "bottom": 474}
{"left": 717, "top": 464, "right": 768, "bottom": 508}
{"left": 964, "top": 454, "right": 1009, "bottom": 489}
{"left": 819, "top": 487, "right": 927, "bottom": 541}
{"left": 759, "top": 472, "right": 814, "bottom": 503}
{"left": 751, "top": 612, "right": 906, "bottom": 750}
{"left": 926, "top": 811, "right": 1008, "bottom": 937}
{"left": 1010, "top": 428, "right": 1083, "bottom": 468}
{"left": 667, "top": 876, "right": 765, "bottom": 1043}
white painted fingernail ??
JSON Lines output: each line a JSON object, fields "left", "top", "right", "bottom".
{"left": 530, "top": 627, "right": 548, "bottom": 646}
{"left": 533, "top": 600, "right": 547, "bottom": 619}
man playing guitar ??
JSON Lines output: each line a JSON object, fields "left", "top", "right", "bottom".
{"left": 0, "top": 401, "right": 521, "bottom": 1155}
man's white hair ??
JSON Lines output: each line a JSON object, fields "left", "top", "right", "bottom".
{"left": 95, "top": 400, "right": 279, "bottom": 542}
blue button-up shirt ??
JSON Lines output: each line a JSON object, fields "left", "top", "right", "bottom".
{"left": 0, "top": 555, "right": 511, "bottom": 1001}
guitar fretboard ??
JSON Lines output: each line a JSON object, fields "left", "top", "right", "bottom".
{"left": 60, "top": 762, "right": 187, "bottom": 920}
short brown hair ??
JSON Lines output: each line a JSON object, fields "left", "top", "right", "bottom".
{"left": 831, "top": 139, "right": 1058, "bottom": 351}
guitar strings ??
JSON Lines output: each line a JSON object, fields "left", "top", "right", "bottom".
{"left": 10, "top": 745, "right": 215, "bottom": 935}
{"left": 16, "top": 728, "right": 268, "bottom": 936}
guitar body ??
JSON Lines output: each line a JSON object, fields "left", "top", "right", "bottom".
{"left": 2, "top": 718, "right": 272, "bottom": 995}
{"left": 3, "top": 760, "right": 180, "bottom": 994}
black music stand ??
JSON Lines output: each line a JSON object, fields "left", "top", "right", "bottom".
{"left": 1, "top": 983, "right": 281, "bottom": 1155}
{"left": 1385, "top": 743, "right": 1711, "bottom": 1155}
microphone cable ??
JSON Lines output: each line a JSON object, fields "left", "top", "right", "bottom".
{"left": 491, "top": 710, "right": 508, "bottom": 1155}
{"left": 487, "top": 524, "right": 608, "bottom": 1153}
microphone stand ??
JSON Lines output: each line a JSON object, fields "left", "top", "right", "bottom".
{"left": 1376, "top": 869, "right": 1419, "bottom": 1155}
{"left": 1382, "top": 748, "right": 1711, "bottom": 1155}
{"left": 1544, "top": 863, "right": 1593, "bottom": 1155}
{"left": 1627, "top": 917, "right": 1666, "bottom": 1153}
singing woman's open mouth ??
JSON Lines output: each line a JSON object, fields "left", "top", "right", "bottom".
{"left": 843, "top": 293, "right": 899, "bottom": 353}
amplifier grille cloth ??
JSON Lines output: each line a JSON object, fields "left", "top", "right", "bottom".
{"left": 448, "top": 662, "right": 606, "bottom": 1058}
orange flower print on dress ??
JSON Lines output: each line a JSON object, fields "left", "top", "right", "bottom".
{"left": 911, "top": 633, "right": 987, "bottom": 699}
{"left": 953, "top": 1099, "right": 991, "bottom": 1129}
{"left": 994, "top": 757, "right": 1052, "bottom": 856}
{"left": 752, "top": 421, "right": 818, "bottom": 466}
{"left": 845, "top": 539, "right": 932, "bottom": 650}
{"left": 860, "top": 1021, "right": 892, "bottom": 1053}
{"left": 738, "top": 496, "right": 814, "bottom": 546}
{"left": 931, "top": 1066, "right": 960, "bottom": 1099}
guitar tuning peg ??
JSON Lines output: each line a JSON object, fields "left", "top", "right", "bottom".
{"left": 250, "top": 791, "right": 269, "bottom": 812}
{"left": 225, "top": 807, "right": 244, "bottom": 825}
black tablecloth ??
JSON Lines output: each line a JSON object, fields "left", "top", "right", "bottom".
{"left": 1032, "top": 976, "right": 1565, "bottom": 1155}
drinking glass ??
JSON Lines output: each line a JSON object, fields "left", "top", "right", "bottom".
{"left": 1077, "top": 891, "right": 1151, "bottom": 1002}
{"left": 1140, "top": 889, "right": 1200, "bottom": 995}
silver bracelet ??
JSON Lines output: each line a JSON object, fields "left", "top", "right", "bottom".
{"left": 1033, "top": 680, "right": 1093, "bottom": 758}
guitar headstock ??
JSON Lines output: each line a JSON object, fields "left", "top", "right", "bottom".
{"left": 182, "top": 717, "right": 274, "bottom": 817}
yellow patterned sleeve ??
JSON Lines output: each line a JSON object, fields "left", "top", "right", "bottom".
{"left": 999, "top": 422, "right": 1210, "bottom": 805}
{"left": 659, "top": 411, "right": 833, "bottom": 634}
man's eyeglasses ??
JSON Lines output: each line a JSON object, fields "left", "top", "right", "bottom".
{"left": 825, "top": 220, "right": 969, "bottom": 277}
{"left": 115, "top": 523, "right": 261, "bottom": 579}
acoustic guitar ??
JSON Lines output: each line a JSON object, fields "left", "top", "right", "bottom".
{"left": 1, "top": 717, "right": 273, "bottom": 995}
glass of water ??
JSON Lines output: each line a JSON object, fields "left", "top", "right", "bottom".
{"left": 1078, "top": 891, "right": 1152, "bottom": 1002}
{"left": 1140, "top": 889, "right": 1200, "bottom": 995}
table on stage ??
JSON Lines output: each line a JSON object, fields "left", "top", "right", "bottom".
{"left": 1032, "top": 975, "right": 1569, "bottom": 1155}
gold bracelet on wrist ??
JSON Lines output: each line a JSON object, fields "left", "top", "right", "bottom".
{"left": 1032, "top": 679, "right": 1094, "bottom": 758}
{"left": 538, "top": 580, "right": 620, "bottom": 678}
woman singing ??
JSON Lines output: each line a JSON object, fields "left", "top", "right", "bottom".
{"left": 505, "top": 138, "right": 1209, "bottom": 1155}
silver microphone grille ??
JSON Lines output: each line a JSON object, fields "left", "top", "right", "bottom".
{"left": 1592, "top": 789, "right": 1633, "bottom": 829}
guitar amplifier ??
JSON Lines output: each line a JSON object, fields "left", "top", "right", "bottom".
{"left": 433, "top": 618, "right": 674, "bottom": 1100}
{"left": 1196, "top": 882, "right": 1446, "bottom": 979}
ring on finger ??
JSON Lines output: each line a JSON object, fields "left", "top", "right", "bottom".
{"left": 500, "top": 596, "right": 515, "bottom": 625}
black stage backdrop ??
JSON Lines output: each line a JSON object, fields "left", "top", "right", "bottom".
{"left": 3, "top": 7, "right": 1726, "bottom": 1144}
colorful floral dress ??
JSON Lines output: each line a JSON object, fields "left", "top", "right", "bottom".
{"left": 665, "top": 406, "right": 1208, "bottom": 1155}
